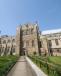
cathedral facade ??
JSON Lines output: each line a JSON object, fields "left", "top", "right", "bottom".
{"left": 0, "top": 23, "right": 61, "bottom": 56}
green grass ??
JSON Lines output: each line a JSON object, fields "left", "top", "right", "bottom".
{"left": 0, "top": 55, "right": 19, "bottom": 76}
{"left": 35, "top": 56, "right": 61, "bottom": 66}
{"left": 29, "top": 55, "right": 61, "bottom": 76}
{"left": 48, "top": 56, "right": 61, "bottom": 66}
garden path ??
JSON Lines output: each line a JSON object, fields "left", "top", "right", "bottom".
{"left": 7, "top": 56, "right": 33, "bottom": 76}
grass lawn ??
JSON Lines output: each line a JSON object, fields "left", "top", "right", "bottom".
{"left": 48, "top": 56, "right": 61, "bottom": 66}
{"left": 36, "top": 55, "right": 61, "bottom": 66}
{"left": 0, "top": 55, "right": 19, "bottom": 76}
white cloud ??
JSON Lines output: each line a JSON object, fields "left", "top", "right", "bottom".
{"left": 42, "top": 29, "right": 61, "bottom": 35}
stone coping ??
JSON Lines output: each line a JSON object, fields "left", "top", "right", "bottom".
{"left": 26, "top": 57, "right": 47, "bottom": 76}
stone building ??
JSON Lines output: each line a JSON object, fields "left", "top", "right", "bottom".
{"left": 16, "top": 23, "right": 39, "bottom": 55}
{"left": 0, "top": 35, "right": 16, "bottom": 56}
{"left": 0, "top": 23, "right": 61, "bottom": 56}
{"left": 41, "top": 32, "right": 61, "bottom": 56}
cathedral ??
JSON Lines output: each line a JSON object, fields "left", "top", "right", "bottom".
{"left": 0, "top": 23, "right": 61, "bottom": 56}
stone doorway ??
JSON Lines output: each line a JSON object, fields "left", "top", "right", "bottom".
{"left": 20, "top": 48, "right": 26, "bottom": 56}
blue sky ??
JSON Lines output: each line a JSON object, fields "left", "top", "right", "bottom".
{"left": 0, "top": 0, "right": 61, "bottom": 35}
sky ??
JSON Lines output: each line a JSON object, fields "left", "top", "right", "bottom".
{"left": 0, "top": 0, "right": 61, "bottom": 35}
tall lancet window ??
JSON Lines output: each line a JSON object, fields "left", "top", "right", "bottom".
{"left": 55, "top": 39, "right": 59, "bottom": 45}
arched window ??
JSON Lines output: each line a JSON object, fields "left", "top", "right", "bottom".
{"left": 12, "top": 39, "right": 15, "bottom": 43}
{"left": 57, "top": 49, "right": 59, "bottom": 52}
{"left": 48, "top": 40, "right": 52, "bottom": 47}
{"left": 3, "top": 40, "right": 6, "bottom": 44}
{"left": 55, "top": 39, "right": 59, "bottom": 45}
{"left": 8, "top": 40, "right": 11, "bottom": 43}
{"left": 39, "top": 41, "right": 42, "bottom": 48}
